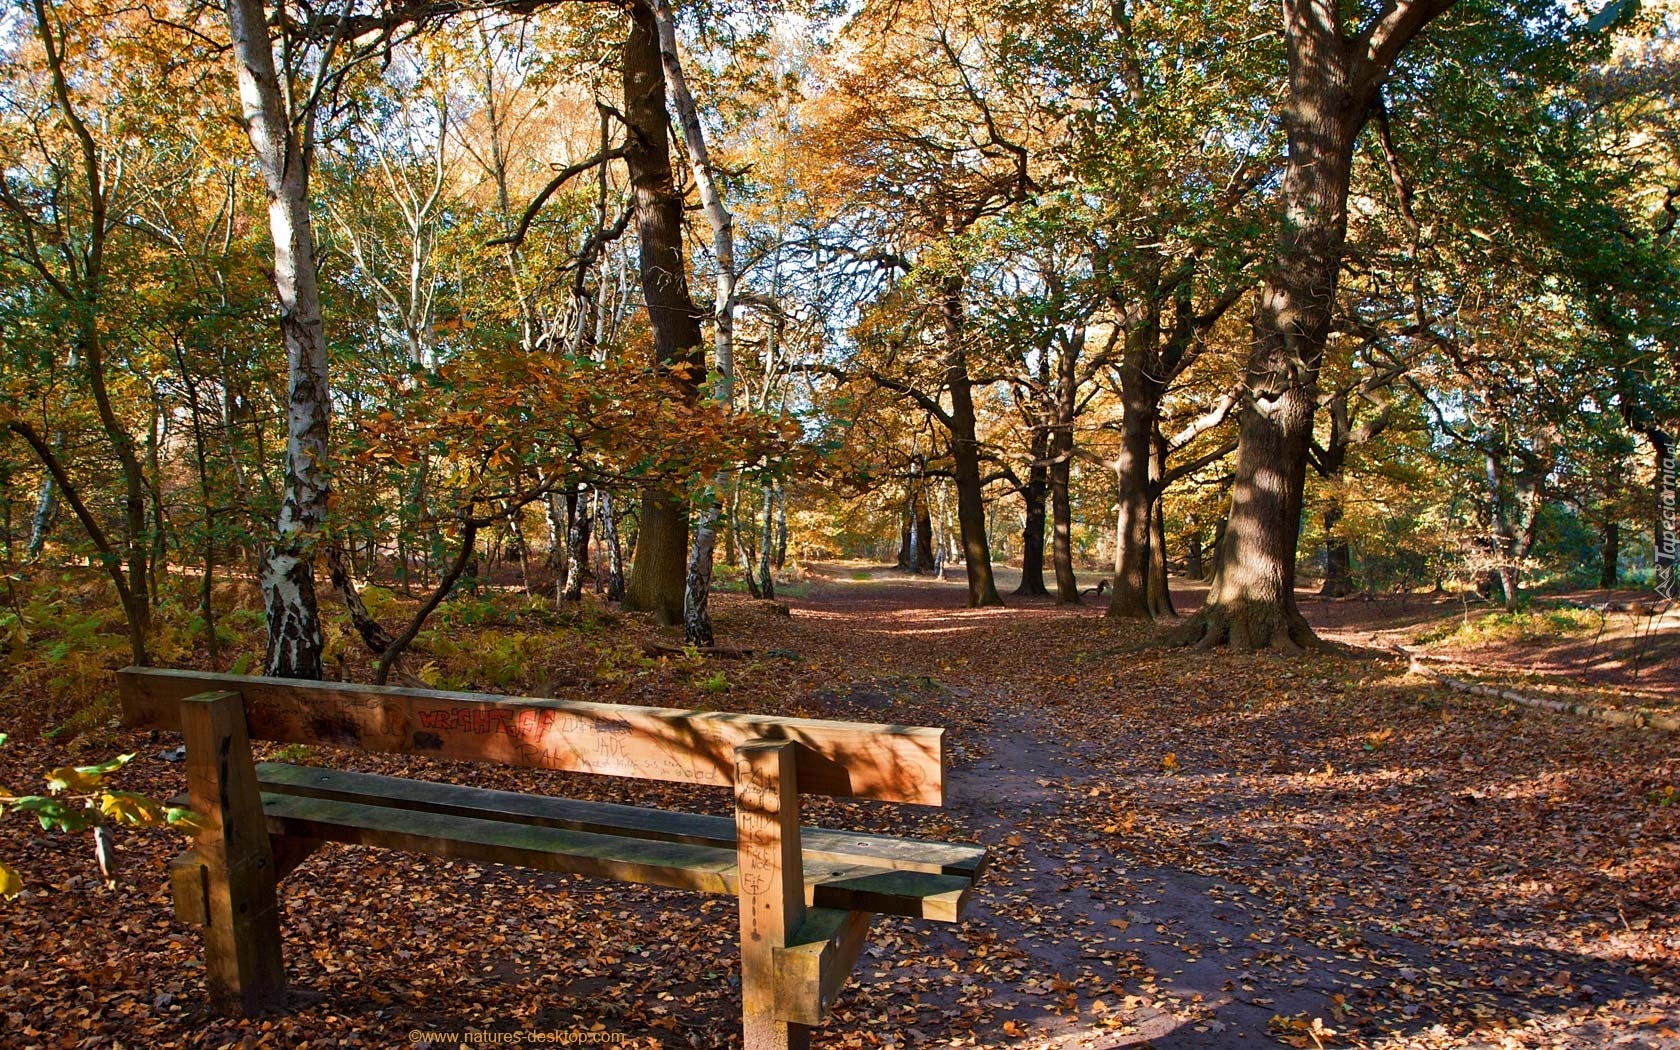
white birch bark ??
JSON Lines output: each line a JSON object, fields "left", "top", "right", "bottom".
{"left": 225, "top": 0, "right": 331, "bottom": 678}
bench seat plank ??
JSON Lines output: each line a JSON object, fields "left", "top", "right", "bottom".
{"left": 260, "top": 793, "right": 972, "bottom": 922}
{"left": 255, "top": 763, "right": 987, "bottom": 880}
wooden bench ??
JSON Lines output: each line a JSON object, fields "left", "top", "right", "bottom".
{"left": 118, "top": 667, "right": 986, "bottom": 1050}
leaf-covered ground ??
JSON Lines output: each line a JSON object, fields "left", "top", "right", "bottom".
{"left": 2, "top": 566, "right": 1676, "bottom": 1048}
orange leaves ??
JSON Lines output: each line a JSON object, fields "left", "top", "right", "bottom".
{"left": 346, "top": 349, "right": 802, "bottom": 505}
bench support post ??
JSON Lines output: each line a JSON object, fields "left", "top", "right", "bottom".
{"left": 180, "top": 690, "right": 286, "bottom": 1015}
{"left": 735, "top": 740, "right": 809, "bottom": 1050}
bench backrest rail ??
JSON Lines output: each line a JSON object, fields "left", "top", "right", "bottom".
{"left": 120, "top": 667, "right": 944, "bottom": 805}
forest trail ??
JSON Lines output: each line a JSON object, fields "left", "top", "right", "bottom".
{"left": 763, "top": 566, "right": 1680, "bottom": 1048}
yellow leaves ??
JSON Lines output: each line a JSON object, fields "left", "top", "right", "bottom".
{"left": 1268, "top": 1013, "right": 1339, "bottom": 1048}
{"left": 45, "top": 753, "right": 134, "bottom": 794}
{"left": 44, "top": 766, "right": 102, "bottom": 794}
{"left": 1160, "top": 751, "right": 1180, "bottom": 774}
{"left": 1100, "top": 811, "right": 1136, "bottom": 835}
{"left": 1362, "top": 727, "right": 1394, "bottom": 752}
{"left": 0, "top": 859, "right": 21, "bottom": 899}
{"left": 98, "top": 790, "right": 165, "bottom": 826}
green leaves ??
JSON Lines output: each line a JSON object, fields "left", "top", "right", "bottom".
{"left": 9, "top": 794, "right": 99, "bottom": 833}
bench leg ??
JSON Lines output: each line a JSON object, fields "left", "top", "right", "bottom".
{"left": 735, "top": 740, "right": 810, "bottom": 1050}
{"left": 180, "top": 690, "right": 286, "bottom": 1015}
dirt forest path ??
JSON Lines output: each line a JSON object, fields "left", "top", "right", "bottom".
{"left": 767, "top": 566, "right": 1680, "bottom": 1049}
{"left": 3, "top": 565, "right": 1678, "bottom": 1050}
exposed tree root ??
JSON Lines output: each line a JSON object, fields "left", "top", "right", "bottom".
{"left": 1157, "top": 599, "right": 1328, "bottom": 654}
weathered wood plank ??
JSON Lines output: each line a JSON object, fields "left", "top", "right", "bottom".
{"left": 254, "top": 763, "right": 986, "bottom": 878}
{"left": 774, "top": 908, "right": 871, "bottom": 1025}
{"left": 180, "top": 691, "right": 286, "bottom": 1015}
{"left": 121, "top": 667, "right": 944, "bottom": 805}
{"left": 254, "top": 792, "right": 970, "bottom": 921}
{"left": 736, "top": 740, "right": 809, "bottom": 1050}
{"left": 262, "top": 792, "right": 738, "bottom": 894}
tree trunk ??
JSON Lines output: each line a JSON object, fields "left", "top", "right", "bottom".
{"left": 759, "top": 479, "right": 777, "bottom": 601}
{"left": 1320, "top": 501, "right": 1355, "bottom": 597}
{"left": 942, "top": 277, "right": 1003, "bottom": 607}
{"left": 1107, "top": 364, "right": 1155, "bottom": 619}
{"left": 1600, "top": 519, "right": 1619, "bottom": 589}
{"left": 227, "top": 0, "right": 329, "bottom": 678}
{"left": 1148, "top": 496, "right": 1176, "bottom": 618}
{"left": 563, "top": 484, "right": 593, "bottom": 602}
{"left": 1171, "top": 16, "right": 1363, "bottom": 651}
{"left": 1051, "top": 343, "right": 1081, "bottom": 604}
{"left": 657, "top": 0, "right": 737, "bottom": 646}
{"left": 621, "top": 0, "right": 704, "bottom": 625}
{"left": 774, "top": 484, "right": 788, "bottom": 569}
{"left": 1209, "top": 517, "right": 1227, "bottom": 579}
{"left": 1186, "top": 530, "right": 1204, "bottom": 581}
{"left": 327, "top": 544, "right": 396, "bottom": 654}
{"left": 26, "top": 473, "right": 55, "bottom": 560}
{"left": 598, "top": 489, "right": 626, "bottom": 602}
{"left": 29, "top": 1, "right": 151, "bottom": 659}
{"left": 1015, "top": 432, "right": 1049, "bottom": 596}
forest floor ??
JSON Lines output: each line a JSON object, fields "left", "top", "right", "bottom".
{"left": 2, "top": 563, "right": 1678, "bottom": 1049}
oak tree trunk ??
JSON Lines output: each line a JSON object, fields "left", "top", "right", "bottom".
{"left": 1107, "top": 363, "right": 1155, "bottom": 619}
{"left": 942, "top": 277, "right": 1004, "bottom": 607}
{"left": 1171, "top": 14, "right": 1360, "bottom": 651}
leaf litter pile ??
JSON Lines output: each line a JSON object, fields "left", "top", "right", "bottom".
{"left": 1, "top": 573, "right": 1677, "bottom": 1049}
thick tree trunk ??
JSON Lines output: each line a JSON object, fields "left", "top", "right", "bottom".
{"left": 1107, "top": 365, "right": 1155, "bottom": 619}
{"left": 656, "top": 0, "right": 737, "bottom": 646}
{"left": 1170, "top": 17, "right": 1363, "bottom": 651}
{"left": 1186, "top": 530, "right": 1204, "bottom": 580}
{"left": 1015, "top": 434, "right": 1049, "bottom": 596}
{"left": 942, "top": 278, "right": 1003, "bottom": 607}
{"left": 621, "top": 0, "right": 705, "bottom": 625}
{"left": 227, "top": 0, "right": 329, "bottom": 678}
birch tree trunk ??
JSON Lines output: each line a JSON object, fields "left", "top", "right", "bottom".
{"left": 225, "top": 0, "right": 331, "bottom": 678}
